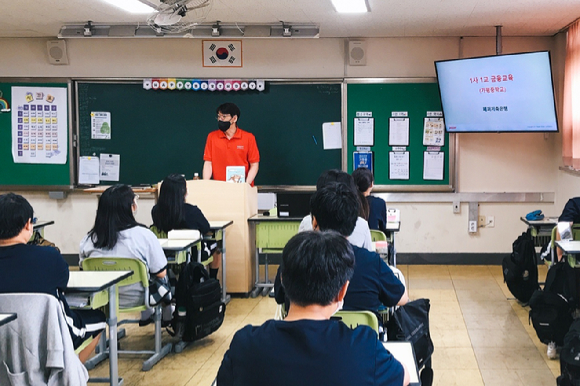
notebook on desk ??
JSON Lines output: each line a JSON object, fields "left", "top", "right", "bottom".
{"left": 383, "top": 341, "right": 420, "bottom": 385}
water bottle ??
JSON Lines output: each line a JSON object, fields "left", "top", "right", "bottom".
{"left": 193, "top": 173, "right": 200, "bottom": 180}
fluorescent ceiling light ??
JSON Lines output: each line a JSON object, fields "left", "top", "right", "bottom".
{"left": 331, "top": 0, "right": 369, "bottom": 13}
{"left": 101, "top": 0, "right": 155, "bottom": 14}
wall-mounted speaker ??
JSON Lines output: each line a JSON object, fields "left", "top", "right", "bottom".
{"left": 348, "top": 40, "right": 367, "bottom": 66}
{"left": 47, "top": 40, "right": 68, "bottom": 65}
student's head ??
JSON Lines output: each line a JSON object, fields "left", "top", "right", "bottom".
{"left": 281, "top": 231, "right": 355, "bottom": 308}
{"left": 310, "top": 182, "right": 359, "bottom": 237}
{"left": 153, "top": 174, "right": 187, "bottom": 233}
{"left": 88, "top": 184, "right": 139, "bottom": 249}
{"left": 352, "top": 167, "right": 374, "bottom": 194}
{"left": 216, "top": 103, "right": 240, "bottom": 129}
{"left": 0, "top": 193, "right": 34, "bottom": 241}
{"left": 315, "top": 169, "right": 366, "bottom": 218}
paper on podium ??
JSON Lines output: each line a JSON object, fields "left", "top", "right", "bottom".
{"left": 168, "top": 229, "right": 201, "bottom": 240}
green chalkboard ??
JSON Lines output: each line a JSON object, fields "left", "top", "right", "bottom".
{"left": 0, "top": 82, "right": 71, "bottom": 188}
{"left": 77, "top": 82, "right": 341, "bottom": 186}
{"left": 346, "top": 82, "right": 452, "bottom": 188}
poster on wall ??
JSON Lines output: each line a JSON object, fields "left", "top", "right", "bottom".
{"left": 11, "top": 86, "right": 68, "bottom": 164}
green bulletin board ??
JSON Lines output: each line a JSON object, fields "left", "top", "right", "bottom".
{"left": 346, "top": 81, "right": 453, "bottom": 190}
{"left": 0, "top": 82, "right": 71, "bottom": 188}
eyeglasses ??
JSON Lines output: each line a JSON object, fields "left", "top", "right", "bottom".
{"left": 216, "top": 114, "right": 231, "bottom": 121}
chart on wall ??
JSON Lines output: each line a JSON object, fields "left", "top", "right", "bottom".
{"left": 11, "top": 86, "right": 68, "bottom": 164}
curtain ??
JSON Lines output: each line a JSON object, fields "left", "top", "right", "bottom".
{"left": 563, "top": 20, "right": 580, "bottom": 169}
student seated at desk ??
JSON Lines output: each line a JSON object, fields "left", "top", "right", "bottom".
{"left": 276, "top": 183, "right": 408, "bottom": 315}
{"left": 0, "top": 193, "right": 106, "bottom": 363}
{"left": 353, "top": 167, "right": 387, "bottom": 232}
{"left": 299, "top": 169, "right": 373, "bottom": 250}
{"left": 79, "top": 184, "right": 172, "bottom": 326}
{"left": 151, "top": 173, "right": 220, "bottom": 279}
{"left": 555, "top": 197, "right": 580, "bottom": 261}
{"left": 218, "top": 231, "right": 409, "bottom": 386}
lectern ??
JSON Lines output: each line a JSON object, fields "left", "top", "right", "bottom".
{"left": 185, "top": 180, "right": 257, "bottom": 293}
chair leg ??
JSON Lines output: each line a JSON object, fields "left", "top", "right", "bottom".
{"left": 142, "top": 305, "right": 172, "bottom": 371}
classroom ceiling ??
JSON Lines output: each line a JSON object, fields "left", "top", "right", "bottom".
{"left": 1, "top": 0, "right": 579, "bottom": 39}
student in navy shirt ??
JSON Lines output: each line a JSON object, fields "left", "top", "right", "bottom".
{"left": 218, "top": 231, "right": 409, "bottom": 386}
{"left": 0, "top": 193, "right": 106, "bottom": 363}
{"left": 275, "top": 182, "right": 408, "bottom": 314}
{"left": 353, "top": 167, "right": 387, "bottom": 232}
{"left": 151, "top": 174, "right": 220, "bottom": 279}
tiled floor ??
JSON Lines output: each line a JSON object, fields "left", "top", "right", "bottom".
{"left": 87, "top": 265, "right": 558, "bottom": 386}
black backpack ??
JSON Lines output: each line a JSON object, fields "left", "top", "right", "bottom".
{"left": 529, "top": 259, "right": 576, "bottom": 346}
{"left": 174, "top": 262, "right": 225, "bottom": 342}
{"left": 558, "top": 319, "right": 580, "bottom": 386}
{"left": 502, "top": 230, "right": 539, "bottom": 304}
{"left": 386, "top": 298, "right": 434, "bottom": 370}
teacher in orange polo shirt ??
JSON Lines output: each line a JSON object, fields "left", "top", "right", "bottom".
{"left": 202, "top": 103, "right": 260, "bottom": 186}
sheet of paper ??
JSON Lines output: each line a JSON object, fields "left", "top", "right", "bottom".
{"left": 389, "top": 118, "right": 409, "bottom": 146}
{"left": 12, "top": 86, "right": 68, "bottom": 164}
{"left": 91, "top": 111, "right": 111, "bottom": 139}
{"left": 354, "top": 117, "right": 374, "bottom": 146}
{"left": 226, "top": 166, "right": 245, "bottom": 183}
{"left": 99, "top": 153, "right": 120, "bottom": 181}
{"left": 389, "top": 151, "right": 410, "bottom": 180}
{"left": 78, "top": 156, "right": 100, "bottom": 184}
{"left": 423, "top": 117, "right": 445, "bottom": 146}
{"left": 322, "top": 122, "right": 342, "bottom": 149}
{"left": 383, "top": 342, "right": 419, "bottom": 384}
{"left": 423, "top": 151, "right": 444, "bottom": 180}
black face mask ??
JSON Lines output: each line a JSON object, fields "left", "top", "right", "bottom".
{"left": 218, "top": 120, "right": 231, "bottom": 132}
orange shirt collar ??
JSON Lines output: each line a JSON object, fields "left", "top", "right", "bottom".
{"left": 218, "top": 126, "right": 242, "bottom": 139}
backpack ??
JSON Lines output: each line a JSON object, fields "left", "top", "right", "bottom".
{"left": 386, "top": 298, "right": 434, "bottom": 370}
{"left": 174, "top": 262, "right": 225, "bottom": 342}
{"left": 558, "top": 319, "right": 580, "bottom": 386}
{"left": 502, "top": 231, "right": 539, "bottom": 304}
{"left": 529, "top": 258, "right": 576, "bottom": 346}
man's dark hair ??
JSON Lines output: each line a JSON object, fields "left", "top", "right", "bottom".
{"left": 217, "top": 103, "right": 241, "bottom": 120}
{"left": 310, "top": 182, "right": 359, "bottom": 236}
{"left": 0, "top": 193, "right": 34, "bottom": 240}
{"left": 281, "top": 231, "right": 355, "bottom": 307}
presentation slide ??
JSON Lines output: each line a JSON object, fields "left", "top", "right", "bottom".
{"left": 436, "top": 51, "right": 558, "bottom": 133}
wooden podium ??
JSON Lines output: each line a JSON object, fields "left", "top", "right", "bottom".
{"left": 185, "top": 180, "right": 257, "bottom": 294}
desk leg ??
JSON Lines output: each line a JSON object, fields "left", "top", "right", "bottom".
{"left": 108, "top": 284, "right": 120, "bottom": 386}
{"left": 221, "top": 230, "right": 230, "bottom": 304}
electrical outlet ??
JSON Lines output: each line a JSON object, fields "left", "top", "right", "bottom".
{"left": 453, "top": 201, "right": 460, "bottom": 214}
{"left": 487, "top": 216, "right": 495, "bottom": 228}
{"left": 478, "top": 215, "right": 486, "bottom": 227}
{"left": 469, "top": 220, "right": 477, "bottom": 233}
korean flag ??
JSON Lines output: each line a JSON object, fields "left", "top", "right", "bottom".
{"left": 203, "top": 40, "right": 243, "bottom": 67}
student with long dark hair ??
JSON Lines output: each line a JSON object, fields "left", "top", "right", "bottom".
{"left": 79, "top": 184, "right": 170, "bottom": 324}
{"left": 151, "top": 174, "right": 220, "bottom": 278}
{"left": 352, "top": 167, "right": 387, "bottom": 232}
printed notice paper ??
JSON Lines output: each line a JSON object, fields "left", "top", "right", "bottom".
{"left": 389, "top": 118, "right": 409, "bottom": 146}
{"left": 91, "top": 112, "right": 111, "bottom": 139}
{"left": 354, "top": 117, "right": 374, "bottom": 146}
{"left": 12, "top": 86, "right": 68, "bottom": 164}
{"left": 389, "top": 152, "right": 410, "bottom": 180}
{"left": 99, "top": 153, "right": 120, "bottom": 181}
{"left": 322, "top": 122, "right": 342, "bottom": 150}
{"left": 78, "top": 156, "right": 100, "bottom": 185}
{"left": 423, "top": 118, "right": 445, "bottom": 146}
{"left": 423, "top": 152, "right": 444, "bottom": 180}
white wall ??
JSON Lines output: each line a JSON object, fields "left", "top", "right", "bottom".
{"left": 0, "top": 35, "right": 570, "bottom": 256}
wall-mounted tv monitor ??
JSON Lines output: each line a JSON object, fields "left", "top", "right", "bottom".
{"left": 435, "top": 51, "right": 558, "bottom": 133}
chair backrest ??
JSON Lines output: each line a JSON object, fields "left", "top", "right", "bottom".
{"left": 370, "top": 229, "right": 387, "bottom": 242}
{"left": 150, "top": 225, "right": 168, "bottom": 239}
{"left": 82, "top": 257, "right": 149, "bottom": 288}
{"left": 334, "top": 310, "right": 380, "bottom": 336}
